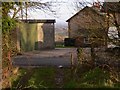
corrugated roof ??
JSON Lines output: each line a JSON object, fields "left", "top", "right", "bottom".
{"left": 21, "top": 19, "right": 56, "bottom": 23}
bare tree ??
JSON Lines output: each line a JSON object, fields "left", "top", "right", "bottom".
{"left": 102, "top": 2, "right": 120, "bottom": 46}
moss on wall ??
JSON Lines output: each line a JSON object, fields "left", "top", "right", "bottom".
{"left": 20, "top": 22, "right": 38, "bottom": 52}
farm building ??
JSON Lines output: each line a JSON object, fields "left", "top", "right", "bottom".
{"left": 66, "top": 6, "right": 107, "bottom": 47}
{"left": 17, "top": 19, "right": 56, "bottom": 52}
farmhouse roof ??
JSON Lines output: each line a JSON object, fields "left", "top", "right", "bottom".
{"left": 66, "top": 6, "right": 104, "bottom": 22}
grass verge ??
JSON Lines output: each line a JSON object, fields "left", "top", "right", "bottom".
{"left": 11, "top": 67, "right": 120, "bottom": 89}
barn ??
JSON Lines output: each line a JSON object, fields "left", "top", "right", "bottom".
{"left": 17, "top": 19, "right": 56, "bottom": 52}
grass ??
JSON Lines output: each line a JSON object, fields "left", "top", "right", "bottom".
{"left": 10, "top": 68, "right": 27, "bottom": 89}
{"left": 77, "top": 67, "right": 111, "bottom": 88}
{"left": 55, "top": 44, "right": 75, "bottom": 48}
{"left": 11, "top": 67, "right": 120, "bottom": 89}
{"left": 63, "top": 67, "right": 120, "bottom": 88}
{"left": 27, "top": 67, "right": 56, "bottom": 88}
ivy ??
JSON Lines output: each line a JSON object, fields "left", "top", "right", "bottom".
{"left": 2, "top": 16, "right": 16, "bottom": 34}
{"left": 2, "top": 2, "right": 18, "bottom": 88}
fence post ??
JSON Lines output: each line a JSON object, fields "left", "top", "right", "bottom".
{"left": 77, "top": 48, "right": 83, "bottom": 65}
{"left": 70, "top": 53, "right": 74, "bottom": 67}
{"left": 91, "top": 45, "right": 95, "bottom": 67}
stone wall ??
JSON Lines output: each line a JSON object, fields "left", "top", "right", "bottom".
{"left": 20, "top": 22, "right": 38, "bottom": 51}
{"left": 68, "top": 7, "right": 106, "bottom": 38}
{"left": 37, "top": 23, "right": 55, "bottom": 49}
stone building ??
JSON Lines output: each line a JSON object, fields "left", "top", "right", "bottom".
{"left": 66, "top": 6, "right": 107, "bottom": 47}
{"left": 17, "top": 19, "right": 55, "bottom": 52}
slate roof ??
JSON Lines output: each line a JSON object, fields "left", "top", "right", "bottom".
{"left": 66, "top": 6, "right": 104, "bottom": 22}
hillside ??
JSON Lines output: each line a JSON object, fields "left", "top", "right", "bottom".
{"left": 55, "top": 24, "right": 68, "bottom": 43}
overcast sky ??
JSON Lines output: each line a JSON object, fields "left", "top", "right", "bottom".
{"left": 23, "top": 0, "right": 104, "bottom": 28}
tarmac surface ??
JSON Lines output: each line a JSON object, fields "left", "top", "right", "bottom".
{"left": 12, "top": 48, "right": 77, "bottom": 67}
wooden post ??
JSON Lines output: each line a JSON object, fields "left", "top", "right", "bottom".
{"left": 70, "top": 53, "right": 74, "bottom": 67}
{"left": 91, "top": 45, "right": 95, "bottom": 67}
{"left": 25, "top": 2, "right": 28, "bottom": 20}
{"left": 77, "top": 48, "right": 83, "bottom": 65}
{"left": 21, "top": 2, "right": 23, "bottom": 20}
{"left": 70, "top": 53, "right": 73, "bottom": 78}
{"left": 70, "top": 53, "right": 77, "bottom": 79}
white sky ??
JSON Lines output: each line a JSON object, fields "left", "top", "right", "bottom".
{"left": 20, "top": 0, "right": 104, "bottom": 27}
